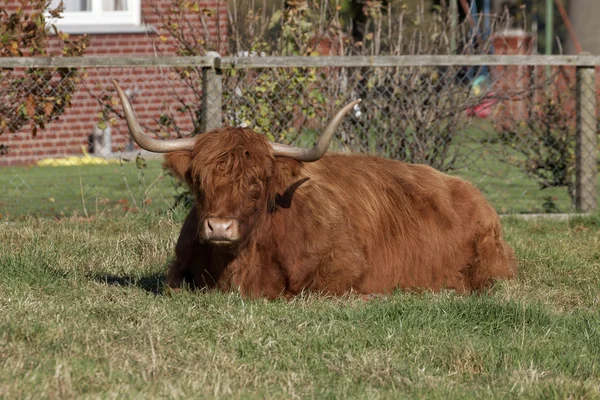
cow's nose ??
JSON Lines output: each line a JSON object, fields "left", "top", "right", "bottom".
{"left": 203, "top": 218, "right": 239, "bottom": 243}
{"left": 206, "top": 218, "right": 232, "bottom": 232}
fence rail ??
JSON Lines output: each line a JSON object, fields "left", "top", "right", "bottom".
{"left": 4, "top": 54, "right": 600, "bottom": 68}
{"left": 0, "top": 55, "right": 598, "bottom": 217}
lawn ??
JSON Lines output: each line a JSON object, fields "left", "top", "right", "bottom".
{"left": 0, "top": 136, "right": 589, "bottom": 219}
{"left": 1, "top": 212, "right": 599, "bottom": 398}
{"left": 0, "top": 157, "right": 181, "bottom": 219}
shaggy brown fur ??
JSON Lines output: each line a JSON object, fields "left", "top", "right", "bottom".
{"left": 165, "top": 127, "right": 517, "bottom": 298}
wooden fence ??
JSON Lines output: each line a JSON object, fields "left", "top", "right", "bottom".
{"left": 0, "top": 55, "right": 598, "bottom": 212}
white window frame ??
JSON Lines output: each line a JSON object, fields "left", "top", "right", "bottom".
{"left": 48, "top": 0, "right": 141, "bottom": 27}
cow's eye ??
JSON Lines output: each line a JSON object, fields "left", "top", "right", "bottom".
{"left": 248, "top": 184, "right": 261, "bottom": 199}
{"left": 195, "top": 189, "right": 205, "bottom": 200}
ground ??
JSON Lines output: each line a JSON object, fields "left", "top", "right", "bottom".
{"left": 0, "top": 141, "right": 588, "bottom": 219}
{"left": 1, "top": 212, "right": 599, "bottom": 398}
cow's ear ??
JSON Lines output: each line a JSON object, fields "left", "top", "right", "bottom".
{"left": 163, "top": 151, "right": 193, "bottom": 183}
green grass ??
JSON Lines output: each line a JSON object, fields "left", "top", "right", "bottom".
{"left": 1, "top": 125, "right": 597, "bottom": 218}
{"left": 452, "top": 143, "right": 576, "bottom": 215}
{"left": 449, "top": 123, "right": 583, "bottom": 214}
{"left": 0, "top": 158, "right": 180, "bottom": 219}
{"left": 296, "top": 124, "right": 588, "bottom": 214}
{"left": 1, "top": 213, "right": 599, "bottom": 398}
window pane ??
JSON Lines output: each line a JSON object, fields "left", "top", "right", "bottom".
{"left": 102, "top": 0, "right": 128, "bottom": 11}
{"left": 50, "top": 0, "right": 91, "bottom": 11}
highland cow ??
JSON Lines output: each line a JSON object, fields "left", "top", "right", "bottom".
{"left": 114, "top": 81, "right": 516, "bottom": 299}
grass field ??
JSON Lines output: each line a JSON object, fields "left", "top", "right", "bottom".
{"left": 0, "top": 141, "right": 588, "bottom": 219}
{"left": 0, "top": 157, "right": 181, "bottom": 219}
{"left": 1, "top": 212, "right": 599, "bottom": 398}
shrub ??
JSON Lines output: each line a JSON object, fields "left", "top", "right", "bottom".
{"left": 0, "top": 0, "right": 88, "bottom": 146}
{"left": 495, "top": 69, "right": 577, "bottom": 204}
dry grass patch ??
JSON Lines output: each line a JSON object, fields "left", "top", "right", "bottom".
{"left": 1, "top": 212, "right": 599, "bottom": 398}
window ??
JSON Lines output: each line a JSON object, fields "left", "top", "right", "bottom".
{"left": 48, "top": 0, "right": 141, "bottom": 26}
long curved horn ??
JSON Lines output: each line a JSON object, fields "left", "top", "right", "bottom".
{"left": 269, "top": 99, "right": 361, "bottom": 162}
{"left": 112, "top": 80, "right": 196, "bottom": 153}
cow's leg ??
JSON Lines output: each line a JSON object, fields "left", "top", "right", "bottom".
{"left": 470, "top": 225, "right": 517, "bottom": 290}
{"left": 166, "top": 206, "right": 216, "bottom": 291}
{"left": 166, "top": 255, "right": 192, "bottom": 290}
{"left": 167, "top": 237, "right": 217, "bottom": 291}
{"left": 228, "top": 246, "right": 288, "bottom": 299}
{"left": 312, "top": 243, "right": 368, "bottom": 295}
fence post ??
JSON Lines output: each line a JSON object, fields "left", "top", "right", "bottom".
{"left": 575, "top": 62, "right": 598, "bottom": 213}
{"left": 201, "top": 51, "right": 222, "bottom": 132}
{"left": 449, "top": 0, "right": 457, "bottom": 54}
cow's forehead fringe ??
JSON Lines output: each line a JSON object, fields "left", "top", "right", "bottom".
{"left": 189, "top": 127, "right": 274, "bottom": 186}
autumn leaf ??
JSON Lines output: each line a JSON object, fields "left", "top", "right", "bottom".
{"left": 25, "top": 95, "right": 35, "bottom": 118}
{"left": 44, "top": 102, "right": 54, "bottom": 116}
{"left": 10, "top": 41, "right": 19, "bottom": 55}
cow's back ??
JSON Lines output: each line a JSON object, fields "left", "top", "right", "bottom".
{"left": 293, "top": 153, "right": 515, "bottom": 292}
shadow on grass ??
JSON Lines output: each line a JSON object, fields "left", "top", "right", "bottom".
{"left": 89, "top": 272, "right": 167, "bottom": 295}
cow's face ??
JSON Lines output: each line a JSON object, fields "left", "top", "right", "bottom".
{"left": 165, "top": 128, "right": 275, "bottom": 250}
{"left": 112, "top": 80, "right": 358, "bottom": 251}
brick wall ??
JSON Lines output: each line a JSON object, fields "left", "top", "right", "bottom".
{"left": 0, "top": 0, "right": 228, "bottom": 166}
